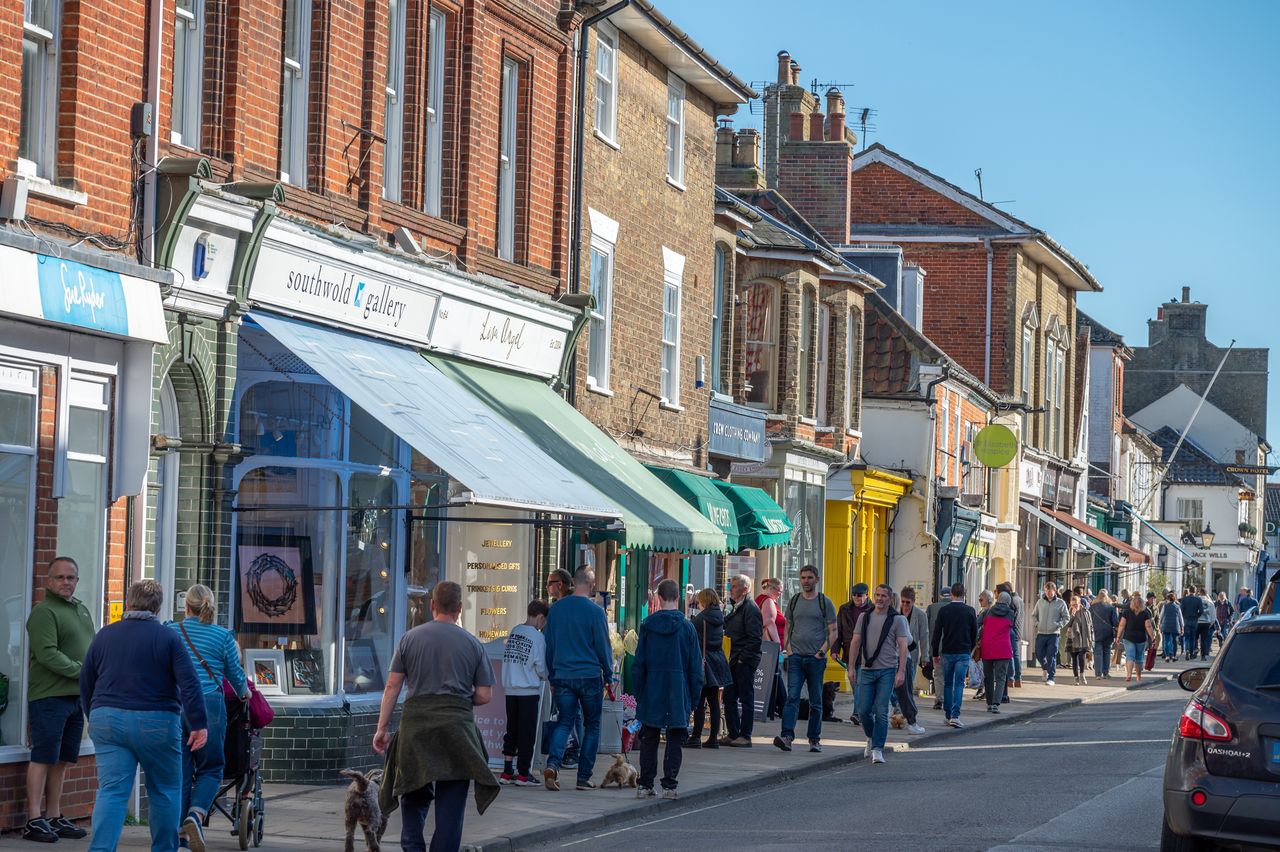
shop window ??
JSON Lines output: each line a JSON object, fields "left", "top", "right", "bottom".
{"left": 344, "top": 474, "right": 396, "bottom": 695}
{"left": 19, "top": 0, "right": 60, "bottom": 177}
{"left": 780, "top": 479, "right": 822, "bottom": 603}
{"left": 423, "top": 8, "right": 446, "bottom": 217}
{"left": 348, "top": 401, "right": 398, "bottom": 468}
{"left": 593, "top": 24, "right": 617, "bottom": 144}
{"left": 59, "top": 376, "right": 111, "bottom": 628}
{"left": 239, "top": 380, "right": 344, "bottom": 460}
{"left": 382, "top": 0, "right": 407, "bottom": 202}
{"left": 0, "top": 364, "right": 38, "bottom": 752}
{"left": 743, "top": 281, "right": 779, "bottom": 410}
{"left": 665, "top": 73, "right": 685, "bottom": 186}
{"left": 279, "top": 0, "right": 311, "bottom": 186}
{"left": 407, "top": 453, "right": 446, "bottom": 631}
{"left": 149, "top": 377, "right": 180, "bottom": 602}
{"left": 171, "top": 0, "right": 203, "bottom": 148}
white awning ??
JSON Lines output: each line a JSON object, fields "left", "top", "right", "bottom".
{"left": 1019, "top": 500, "right": 1131, "bottom": 568}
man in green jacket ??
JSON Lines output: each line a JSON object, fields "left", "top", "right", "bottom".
{"left": 25, "top": 556, "right": 96, "bottom": 843}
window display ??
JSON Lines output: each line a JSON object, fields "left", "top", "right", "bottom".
{"left": 0, "top": 365, "right": 36, "bottom": 750}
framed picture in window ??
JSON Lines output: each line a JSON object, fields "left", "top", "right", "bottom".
{"left": 344, "top": 638, "right": 384, "bottom": 695}
{"left": 244, "top": 649, "right": 286, "bottom": 696}
{"left": 235, "top": 528, "right": 318, "bottom": 634}
{"left": 284, "top": 648, "right": 326, "bottom": 695}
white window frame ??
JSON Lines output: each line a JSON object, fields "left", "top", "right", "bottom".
{"left": 382, "top": 0, "right": 407, "bottom": 202}
{"left": 1021, "top": 325, "right": 1034, "bottom": 402}
{"left": 497, "top": 57, "right": 520, "bottom": 261}
{"left": 953, "top": 403, "right": 963, "bottom": 485}
{"left": 1044, "top": 338, "right": 1057, "bottom": 451}
{"left": 593, "top": 23, "right": 617, "bottom": 144}
{"left": 665, "top": 73, "right": 685, "bottom": 187}
{"left": 19, "top": 0, "right": 61, "bottom": 178}
{"left": 63, "top": 374, "right": 111, "bottom": 631}
{"left": 940, "top": 395, "right": 951, "bottom": 485}
{"left": 660, "top": 248, "right": 684, "bottom": 406}
{"left": 586, "top": 226, "right": 616, "bottom": 393}
{"left": 816, "top": 303, "right": 831, "bottom": 425}
{"left": 280, "top": 0, "right": 311, "bottom": 186}
{"left": 1177, "top": 498, "right": 1204, "bottom": 535}
{"left": 1054, "top": 345, "right": 1066, "bottom": 456}
{"left": 171, "top": 0, "right": 204, "bottom": 148}
{"left": 423, "top": 7, "right": 446, "bottom": 217}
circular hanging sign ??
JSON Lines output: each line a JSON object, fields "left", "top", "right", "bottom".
{"left": 972, "top": 423, "right": 1019, "bottom": 468}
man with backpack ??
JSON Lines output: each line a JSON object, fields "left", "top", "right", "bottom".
{"left": 847, "top": 583, "right": 911, "bottom": 764}
{"left": 774, "top": 565, "right": 837, "bottom": 753}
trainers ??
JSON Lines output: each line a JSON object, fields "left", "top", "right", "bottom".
{"left": 871, "top": 749, "right": 886, "bottom": 764}
{"left": 543, "top": 767, "right": 560, "bottom": 791}
{"left": 181, "top": 815, "right": 206, "bottom": 852}
{"left": 726, "top": 736, "right": 751, "bottom": 747}
{"left": 661, "top": 788, "right": 678, "bottom": 800}
{"left": 1046, "top": 679, "right": 1056, "bottom": 687}
{"left": 932, "top": 700, "right": 943, "bottom": 710}
{"left": 863, "top": 743, "right": 872, "bottom": 758}
{"left": 498, "top": 772, "right": 515, "bottom": 785}
{"left": 947, "top": 717, "right": 964, "bottom": 728}
{"left": 51, "top": 817, "right": 86, "bottom": 841}
{"left": 575, "top": 779, "right": 597, "bottom": 790}
{"left": 988, "top": 705, "right": 1000, "bottom": 714}
{"left": 809, "top": 740, "right": 822, "bottom": 753}
{"left": 848, "top": 712, "right": 860, "bottom": 725}
{"left": 637, "top": 786, "right": 655, "bottom": 799}
{"left": 906, "top": 723, "right": 926, "bottom": 734}
{"left": 772, "top": 735, "right": 792, "bottom": 752}
{"left": 513, "top": 774, "right": 539, "bottom": 787}
{"left": 684, "top": 737, "right": 701, "bottom": 749}
{"left": 22, "top": 819, "right": 59, "bottom": 844}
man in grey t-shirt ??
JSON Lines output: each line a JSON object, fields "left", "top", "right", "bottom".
{"left": 390, "top": 617, "right": 493, "bottom": 699}
{"left": 848, "top": 583, "right": 911, "bottom": 763}
{"left": 774, "top": 565, "right": 837, "bottom": 753}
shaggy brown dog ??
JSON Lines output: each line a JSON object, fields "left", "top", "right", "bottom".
{"left": 340, "top": 768, "right": 388, "bottom": 852}
{"left": 600, "top": 754, "right": 639, "bottom": 789}
{"left": 889, "top": 712, "right": 906, "bottom": 730}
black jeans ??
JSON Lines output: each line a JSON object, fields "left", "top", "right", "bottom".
{"left": 892, "top": 673, "right": 917, "bottom": 725}
{"left": 1070, "top": 650, "right": 1088, "bottom": 679}
{"left": 1196, "top": 623, "right": 1213, "bottom": 658}
{"left": 638, "top": 725, "right": 685, "bottom": 791}
{"left": 400, "top": 780, "right": 469, "bottom": 852}
{"left": 722, "top": 661, "right": 756, "bottom": 739}
{"left": 690, "top": 686, "right": 721, "bottom": 741}
{"left": 502, "top": 694, "right": 540, "bottom": 776}
{"left": 983, "top": 659, "right": 1011, "bottom": 706}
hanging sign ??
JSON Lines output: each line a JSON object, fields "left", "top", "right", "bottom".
{"left": 972, "top": 424, "right": 1018, "bottom": 468}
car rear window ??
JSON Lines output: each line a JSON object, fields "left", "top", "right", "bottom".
{"left": 1219, "top": 632, "right": 1280, "bottom": 689}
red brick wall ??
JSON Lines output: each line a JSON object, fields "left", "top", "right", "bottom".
{"left": 851, "top": 161, "right": 993, "bottom": 228}
{"left": 0, "top": 760, "right": 99, "bottom": 826}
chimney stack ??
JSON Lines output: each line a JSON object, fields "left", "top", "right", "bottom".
{"left": 715, "top": 119, "right": 735, "bottom": 168}
{"left": 825, "top": 87, "right": 845, "bottom": 142}
{"left": 808, "top": 111, "right": 825, "bottom": 143}
{"left": 776, "top": 50, "right": 791, "bottom": 84}
{"left": 732, "top": 129, "right": 760, "bottom": 169}
{"left": 788, "top": 109, "right": 806, "bottom": 141}
{"left": 1181, "top": 285, "right": 1191, "bottom": 303}
{"left": 789, "top": 59, "right": 800, "bottom": 86}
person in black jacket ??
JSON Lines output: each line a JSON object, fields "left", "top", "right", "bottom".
{"left": 1088, "top": 590, "right": 1119, "bottom": 678}
{"left": 1178, "top": 588, "right": 1204, "bottom": 660}
{"left": 721, "top": 575, "right": 762, "bottom": 747}
{"left": 687, "top": 589, "right": 731, "bottom": 749}
{"left": 930, "top": 582, "right": 978, "bottom": 729}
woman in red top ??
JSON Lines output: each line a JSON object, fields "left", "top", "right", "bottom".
{"left": 755, "top": 578, "right": 785, "bottom": 719}
{"left": 977, "top": 591, "right": 1015, "bottom": 714}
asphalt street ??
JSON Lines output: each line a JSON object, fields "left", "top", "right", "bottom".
{"left": 531, "top": 681, "right": 1187, "bottom": 852}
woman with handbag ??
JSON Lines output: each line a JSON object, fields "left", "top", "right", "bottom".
{"left": 170, "top": 584, "right": 250, "bottom": 851}
{"left": 1116, "top": 593, "right": 1155, "bottom": 684}
{"left": 687, "top": 589, "right": 731, "bottom": 749}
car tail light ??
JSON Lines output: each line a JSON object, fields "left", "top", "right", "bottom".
{"left": 1178, "top": 700, "right": 1233, "bottom": 742}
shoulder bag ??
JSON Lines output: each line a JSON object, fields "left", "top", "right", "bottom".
{"left": 180, "top": 622, "right": 275, "bottom": 729}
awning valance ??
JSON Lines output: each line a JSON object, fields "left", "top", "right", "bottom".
{"left": 1047, "top": 508, "right": 1149, "bottom": 564}
{"left": 645, "top": 466, "right": 739, "bottom": 552}
{"left": 713, "top": 481, "right": 793, "bottom": 550}
{"left": 1020, "top": 501, "right": 1131, "bottom": 567}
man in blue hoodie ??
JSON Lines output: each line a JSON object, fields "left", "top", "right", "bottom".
{"left": 632, "top": 579, "right": 702, "bottom": 800}
{"left": 543, "top": 567, "right": 613, "bottom": 792}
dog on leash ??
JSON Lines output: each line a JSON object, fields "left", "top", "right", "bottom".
{"left": 340, "top": 768, "right": 388, "bottom": 852}
{"left": 600, "top": 754, "right": 639, "bottom": 789}
{"left": 889, "top": 712, "right": 907, "bottom": 730}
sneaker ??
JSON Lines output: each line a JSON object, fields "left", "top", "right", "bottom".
{"left": 809, "top": 740, "right": 822, "bottom": 753}
{"left": 498, "top": 772, "right": 515, "bottom": 785}
{"left": 947, "top": 718, "right": 964, "bottom": 728}
{"left": 50, "top": 818, "right": 86, "bottom": 841}
{"left": 636, "top": 786, "right": 655, "bottom": 799}
{"left": 661, "top": 788, "right": 678, "bottom": 800}
{"left": 932, "top": 700, "right": 943, "bottom": 710}
{"left": 773, "top": 735, "right": 792, "bottom": 752}
{"left": 575, "top": 779, "right": 597, "bottom": 790}
{"left": 684, "top": 737, "right": 701, "bottom": 749}
{"left": 863, "top": 743, "right": 872, "bottom": 758}
{"left": 727, "top": 736, "right": 752, "bottom": 747}
{"left": 848, "top": 712, "right": 860, "bottom": 725}
{"left": 1045, "top": 679, "right": 1056, "bottom": 687}
{"left": 22, "top": 819, "right": 59, "bottom": 844}
{"left": 513, "top": 774, "right": 539, "bottom": 787}
{"left": 181, "top": 815, "right": 205, "bottom": 852}
{"left": 871, "top": 749, "right": 886, "bottom": 764}
{"left": 988, "top": 705, "right": 1000, "bottom": 714}
{"left": 906, "top": 723, "right": 926, "bottom": 734}
{"left": 543, "top": 767, "right": 560, "bottom": 791}
{"left": 562, "top": 757, "right": 579, "bottom": 769}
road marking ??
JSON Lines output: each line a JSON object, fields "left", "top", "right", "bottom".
{"left": 900, "top": 738, "right": 1167, "bottom": 753}
{"left": 557, "top": 787, "right": 778, "bottom": 846}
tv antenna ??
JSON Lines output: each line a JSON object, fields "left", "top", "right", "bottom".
{"left": 974, "top": 168, "right": 984, "bottom": 201}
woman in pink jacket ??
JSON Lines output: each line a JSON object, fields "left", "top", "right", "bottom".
{"left": 976, "top": 592, "right": 1015, "bottom": 714}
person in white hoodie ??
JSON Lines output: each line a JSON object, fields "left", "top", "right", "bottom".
{"left": 500, "top": 599, "right": 549, "bottom": 785}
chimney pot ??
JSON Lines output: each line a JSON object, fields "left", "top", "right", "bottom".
{"left": 824, "top": 86, "right": 844, "bottom": 116}
{"left": 1157, "top": 307, "right": 1164, "bottom": 320}
{"left": 716, "top": 120, "right": 735, "bottom": 168}
{"left": 827, "top": 112, "right": 846, "bottom": 142}
{"left": 787, "top": 109, "right": 806, "bottom": 142}
{"left": 1182, "top": 285, "right": 1191, "bottom": 303}
{"left": 776, "top": 51, "right": 791, "bottom": 84}
{"left": 789, "top": 60, "right": 800, "bottom": 86}
{"left": 809, "top": 111, "right": 825, "bottom": 142}
{"left": 733, "top": 129, "right": 760, "bottom": 169}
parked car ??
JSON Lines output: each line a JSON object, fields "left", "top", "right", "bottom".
{"left": 1161, "top": 611, "right": 1280, "bottom": 850}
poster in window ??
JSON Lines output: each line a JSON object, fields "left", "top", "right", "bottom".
{"left": 284, "top": 648, "right": 326, "bottom": 695}
{"left": 235, "top": 528, "right": 317, "bottom": 634}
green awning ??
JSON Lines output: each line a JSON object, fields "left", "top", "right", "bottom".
{"left": 713, "top": 481, "right": 793, "bottom": 550}
{"left": 426, "top": 355, "right": 728, "bottom": 554}
{"left": 644, "top": 466, "right": 739, "bottom": 552}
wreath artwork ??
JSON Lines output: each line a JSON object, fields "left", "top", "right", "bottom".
{"left": 245, "top": 552, "right": 299, "bottom": 618}
{"left": 235, "top": 529, "right": 317, "bottom": 634}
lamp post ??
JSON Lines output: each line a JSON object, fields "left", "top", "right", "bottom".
{"left": 1200, "top": 524, "right": 1216, "bottom": 592}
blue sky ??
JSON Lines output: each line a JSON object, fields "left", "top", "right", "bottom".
{"left": 676, "top": 0, "right": 1280, "bottom": 451}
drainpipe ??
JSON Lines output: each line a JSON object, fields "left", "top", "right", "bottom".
{"left": 142, "top": 0, "right": 165, "bottom": 264}
{"left": 983, "top": 238, "right": 993, "bottom": 386}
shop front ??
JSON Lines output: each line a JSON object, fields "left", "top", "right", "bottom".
{"left": 935, "top": 497, "right": 981, "bottom": 591}
{"left": 705, "top": 396, "right": 772, "bottom": 591}
{"left": 0, "top": 236, "right": 168, "bottom": 811}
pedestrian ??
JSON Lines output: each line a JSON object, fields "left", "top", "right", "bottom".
{"left": 81, "top": 580, "right": 208, "bottom": 852}
{"left": 1116, "top": 592, "right": 1155, "bottom": 683}
{"left": 1178, "top": 587, "right": 1203, "bottom": 660}
{"left": 499, "top": 599, "right": 549, "bottom": 787}
{"left": 1088, "top": 590, "right": 1118, "bottom": 679}
{"left": 896, "top": 586, "right": 929, "bottom": 734}
{"left": 834, "top": 582, "right": 872, "bottom": 724}
{"left": 754, "top": 577, "right": 786, "bottom": 719}
{"left": 1064, "top": 595, "right": 1094, "bottom": 686}
{"left": 1146, "top": 592, "right": 1159, "bottom": 625}
{"left": 24, "top": 556, "right": 95, "bottom": 843}
{"left": 1235, "top": 586, "right": 1258, "bottom": 616}
{"left": 976, "top": 590, "right": 993, "bottom": 616}
{"left": 996, "top": 582, "right": 1024, "bottom": 688}
{"left": 775, "top": 565, "right": 837, "bottom": 753}
{"left": 688, "top": 588, "right": 731, "bottom": 749}
{"left": 721, "top": 575, "right": 762, "bottom": 748}
{"left": 930, "top": 582, "right": 978, "bottom": 728}
{"left": 847, "top": 584, "right": 911, "bottom": 764}
{"left": 977, "top": 591, "right": 1014, "bottom": 713}
{"left": 633, "top": 580, "right": 702, "bottom": 800}
{"left": 375, "top": 581, "right": 498, "bottom": 852}
{"left": 170, "top": 584, "right": 250, "bottom": 852}
{"left": 546, "top": 569, "right": 573, "bottom": 603}
{"left": 1213, "top": 592, "right": 1232, "bottom": 650}
{"left": 542, "top": 568, "right": 614, "bottom": 791}
{"left": 1159, "top": 592, "right": 1185, "bottom": 662}
{"left": 1031, "top": 581, "right": 1070, "bottom": 686}
{"left": 972, "top": 590, "right": 993, "bottom": 702}
{"left": 1196, "top": 587, "right": 1215, "bottom": 660}
{"left": 925, "top": 587, "right": 952, "bottom": 708}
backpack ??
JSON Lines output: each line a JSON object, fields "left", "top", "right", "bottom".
{"left": 787, "top": 592, "right": 830, "bottom": 624}
{"left": 859, "top": 607, "right": 901, "bottom": 666}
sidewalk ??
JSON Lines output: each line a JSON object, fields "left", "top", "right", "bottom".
{"left": 0, "top": 658, "right": 1193, "bottom": 851}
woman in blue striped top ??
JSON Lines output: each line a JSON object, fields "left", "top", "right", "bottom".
{"left": 169, "top": 584, "right": 249, "bottom": 851}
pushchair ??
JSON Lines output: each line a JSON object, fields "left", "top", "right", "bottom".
{"left": 204, "top": 698, "right": 266, "bottom": 849}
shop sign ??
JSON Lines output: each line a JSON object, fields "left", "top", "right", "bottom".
{"left": 449, "top": 507, "right": 532, "bottom": 641}
{"left": 251, "top": 242, "right": 439, "bottom": 346}
{"left": 1224, "top": 464, "right": 1277, "bottom": 476}
{"left": 428, "top": 296, "right": 568, "bottom": 377}
{"left": 972, "top": 424, "right": 1018, "bottom": 468}
{"left": 1019, "top": 459, "right": 1043, "bottom": 498}
{"left": 708, "top": 397, "right": 767, "bottom": 462}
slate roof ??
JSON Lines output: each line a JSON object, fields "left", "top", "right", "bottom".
{"left": 1266, "top": 483, "right": 1280, "bottom": 529}
{"left": 1078, "top": 309, "right": 1126, "bottom": 347}
{"left": 1147, "top": 426, "right": 1249, "bottom": 488}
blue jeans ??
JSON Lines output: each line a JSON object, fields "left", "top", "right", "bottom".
{"left": 547, "top": 677, "right": 602, "bottom": 783}
{"left": 400, "top": 780, "right": 469, "bottom": 852}
{"left": 855, "top": 667, "right": 896, "bottom": 749}
{"left": 781, "top": 654, "right": 826, "bottom": 743}
{"left": 1161, "top": 632, "right": 1179, "bottom": 659}
{"left": 1034, "top": 633, "right": 1060, "bottom": 680}
{"left": 941, "top": 654, "right": 969, "bottom": 721}
{"left": 1010, "top": 633, "right": 1023, "bottom": 683}
{"left": 181, "top": 693, "right": 227, "bottom": 820}
{"left": 1094, "top": 640, "right": 1113, "bottom": 677}
{"left": 88, "top": 707, "right": 183, "bottom": 852}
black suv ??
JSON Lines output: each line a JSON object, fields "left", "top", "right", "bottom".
{"left": 1162, "top": 611, "right": 1280, "bottom": 850}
